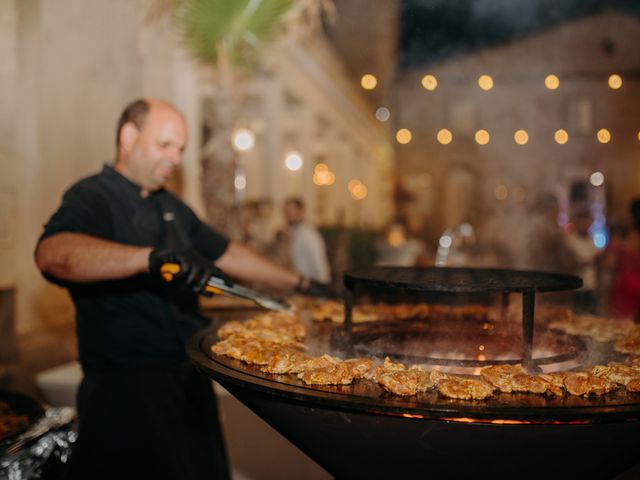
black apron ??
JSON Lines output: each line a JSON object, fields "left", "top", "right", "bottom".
{"left": 63, "top": 364, "right": 229, "bottom": 480}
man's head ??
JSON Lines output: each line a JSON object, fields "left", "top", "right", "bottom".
{"left": 114, "top": 98, "right": 187, "bottom": 195}
{"left": 284, "top": 197, "right": 306, "bottom": 226}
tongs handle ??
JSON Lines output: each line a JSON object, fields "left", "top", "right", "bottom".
{"left": 159, "top": 262, "right": 225, "bottom": 296}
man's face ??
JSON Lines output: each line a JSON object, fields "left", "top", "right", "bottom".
{"left": 118, "top": 104, "right": 187, "bottom": 194}
{"left": 284, "top": 202, "right": 304, "bottom": 225}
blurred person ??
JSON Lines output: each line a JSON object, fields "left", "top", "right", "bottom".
{"left": 605, "top": 197, "right": 640, "bottom": 322}
{"left": 283, "top": 197, "right": 331, "bottom": 283}
{"left": 565, "top": 207, "right": 600, "bottom": 313}
{"left": 34, "top": 98, "right": 331, "bottom": 480}
{"left": 521, "top": 192, "right": 576, "bottom": 273}
{"left": 374, "top": 221, "right": 429, "bottom": 267}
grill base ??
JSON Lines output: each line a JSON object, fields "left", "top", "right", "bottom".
{"left": 225, "top": 380, "right": 640, "bottom": 479}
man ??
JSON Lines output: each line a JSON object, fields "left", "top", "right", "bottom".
{"left": 566, "top": 207, "right": 600, "bottom": 313}
{"left": 35, "top": 98, "right": 328, "bottom": 480}
{"left": 283, "top": 197, "right": 331, "bottom": 283}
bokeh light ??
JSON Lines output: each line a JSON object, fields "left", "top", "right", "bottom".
{"left": 608, "top": 74, "right": 622, "bottom": 90}
{"left": 597, "top": 129, "right": 611, "bottom": 143}
{"left": 514, "top": 130, "right": 529, "bottom": 145}
{"left": 554, "top": 129, "right": 569, "bottom": 144}
{"left": 475, "top": 129, "right": 490, "bottom": 145}
{"left": 375, "top": 107, "right": 390, "bottom": 122}
{"left": 396, "top": 128, "right": 413, "bottom": 144}
{"left": 421, "top": 74, "right": 438, "bottom": 91}
{"left": 437, "top": 129, "right": 453, "bottom": 144}
{"left": 360, "top": 74, "right": 377, "bottom": 90}
{"left": 478, "top": 75, "right": 494, "bottom": 91}
{"left": 590, "top": 171, "right": 604, "bottom": 187}
{"left": 232, "top": 128, "right": 255, "bottom": 151}
{"left": 545, "top": 74, "right": 560, "bottom": 90}
{"left": 284, "top": 151, "right": 303, "bottom": 171}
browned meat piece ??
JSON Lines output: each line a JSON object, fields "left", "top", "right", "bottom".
{"left": 378, "top": 370, "right": 422, "bottom": 396}
{"left": 481, "top": 364, "right": 558, "bottom": 395}
{"left": 550, "top": 315, "right": 635, "bottom": 342}
{"left": 437, "top": 377, "right": 495, "bottom": 400}
{"left": 627, "top": 379, "right": 640, "bottom": 392}
{"left": 543, "top": 372, "right": 618, "bottom": 397}
{"left": 362, "top": 357, "right": 406, "bottom": 382}
{"left": 298, "top": 362, "right": 354, "bottom": 385}
{"left": 212, "top": 337, "right": 302, "bottom": 366}
{"left": 260, "top": 350, "right": 311, "bottom": 374}
{"left": 615, "top": 327, "right": 640, "bottom": 355}
{"left": 378, "top": 365, "right": 446, "bottom": 396}
{"left": 343, "top": 358, "right": 377, "bottom": 379}
{"left": 298, "top": 354, "right": 342, "bottom": 372}
{"left": 311, "top": 300, "right": 434, "bottom": 323}
{"left": 218, "top": 312, "right": 306, "bottom": 344}
{"left": 591, "top": 363, "right": 640, "bottom": 388}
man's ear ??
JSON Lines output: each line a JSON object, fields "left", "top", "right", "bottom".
{"left": 120, "top": 122, "right": 139, "bottom": 151}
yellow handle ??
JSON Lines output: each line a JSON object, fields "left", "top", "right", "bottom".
{"left": 160, "top": 263, "right": 180, "bottom": 282}
{"left": 205, "top": 285, "right": 225, "bottom": 295}
{"left": 160, "top": 262, "right": 225, "bottom": 296}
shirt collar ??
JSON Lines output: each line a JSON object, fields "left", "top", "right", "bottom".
{"left": 102, "top": 164, "right": 163, "bottom": 198}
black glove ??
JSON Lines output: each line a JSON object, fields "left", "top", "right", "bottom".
{"left": 149, "top": 248, "right": 229, "bottom": 296}
{"left": 295, "top": 277, "right": 337, "bottom": 299}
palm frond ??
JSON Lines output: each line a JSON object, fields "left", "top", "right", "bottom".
{"left": 175, "top": 0, "right": 296, "bottom": 67}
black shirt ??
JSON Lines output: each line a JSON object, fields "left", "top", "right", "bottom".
{"left": 40, "top": 165, "right": 229, "bottom": 371}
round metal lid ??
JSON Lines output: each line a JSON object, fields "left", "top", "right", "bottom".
{"left": 344, "top": 267, "right": 583, "bottom": 293}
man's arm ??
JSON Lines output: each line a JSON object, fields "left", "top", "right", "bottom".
{"left": 215, "top": 241, "right": 300, "bottom": 290}
{"left": 35, "top": 232, "right": 152, "bottom": 282}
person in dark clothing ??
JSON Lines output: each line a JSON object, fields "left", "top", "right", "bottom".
{"left": 34, "top": 98, "right": 329, "bottom": 480}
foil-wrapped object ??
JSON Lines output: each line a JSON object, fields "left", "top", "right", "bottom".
{"left": 0, "top": 407, "right": 76, "bottom": 480}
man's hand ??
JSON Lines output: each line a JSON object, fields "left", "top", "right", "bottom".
{"left": 294, "top": 277, "right": 337, "bottom": 299}
{"left": 149, "top": 248, "right": 228, "bottom": 296}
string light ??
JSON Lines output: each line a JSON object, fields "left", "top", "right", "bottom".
{"left": 478, "top": 75, "right": 494, "bottom": 91}
{"left": 608, "top": 74, "right": 622, "bottom": 90}
{"left": 396, "top": 128, "right": 412, "bottom": 144}
{"left": 421, "top": 74, "right": 438, "bottom": 91}
{"left": 437, "top": 129, "right": 453, "bottom": 144}
{"left": 514, "top": 130, "right": 529, "bottom": 145}
{"left": 554, "top": 129, "right": 569, "bottom": 144}
{"left": 545, "top": 74, "right": 560, "bottom": 90}
{"left": 360, "top": 74, "right": 377, "bottom": 90}
{"left": 597, "top": 129, "right": 611, "bottom": 143}
{"left": 475, "top": 129, "right": 490, "bottom": 145}
{"left": 313, "top": 163, "right": 335, "bottom": 186}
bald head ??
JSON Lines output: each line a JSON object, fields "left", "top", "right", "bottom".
{"left": 114, "top": 98, "right": 187, "bottom": 195}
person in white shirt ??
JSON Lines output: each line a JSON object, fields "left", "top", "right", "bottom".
{"left": 566, "top": 208, "right": 600, "bottom": 313}
{"left": 283, "top": 197, "right": 331, "bottom": 283}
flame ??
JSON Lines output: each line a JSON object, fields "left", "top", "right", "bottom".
{"left": 401, "top": 413, "right": 426, "bottom": 419}
{"left": 371, "top": 410, "right": 597, "bottom": 425}
{"left": 440, "top": 417, "right": 594, "bottom": 425}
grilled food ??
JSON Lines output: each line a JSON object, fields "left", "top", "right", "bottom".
{"left": 480, "top": 364, "right": 561, "bottom": 395}
{"left": 212, "top": 307, "right": 640, "bottom": 401}
{"left": 549, "top": 315, "right": 635, "bottom": 342}
{"left": 437, "top": 377, "right": 495, "bottom": 400}
{"left": 540, "top": 372, "right": 618, "bottom": 397}
{"left": 591, "top": 362, "right": 640, "bottom": 388}
{"left": 378, "top": 366, "right": 446, "bottom": 396}
{"left": 615, "top": 327, "right": 640, "bottom": 355}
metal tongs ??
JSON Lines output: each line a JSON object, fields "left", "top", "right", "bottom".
{"left": 160, "top": 263, "right": 290, "bottom": 311}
